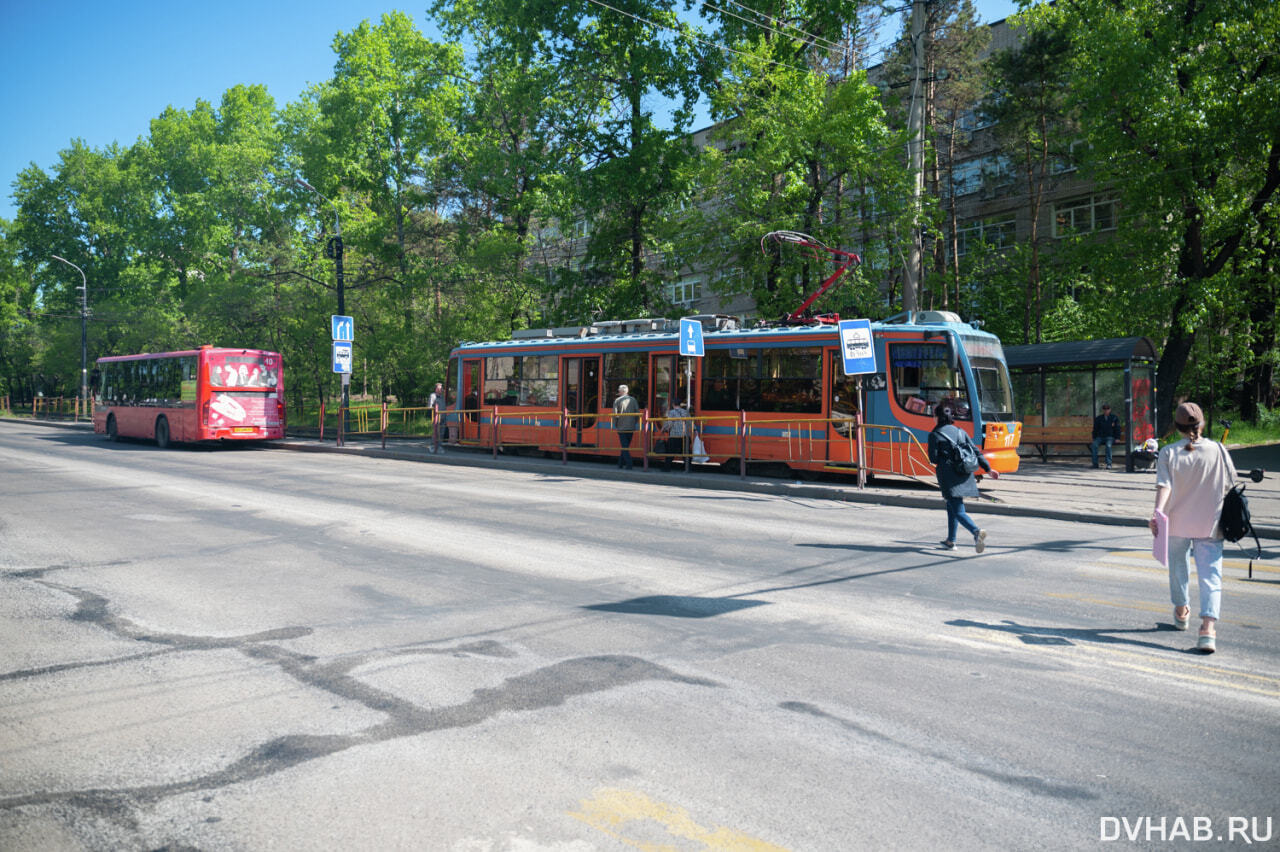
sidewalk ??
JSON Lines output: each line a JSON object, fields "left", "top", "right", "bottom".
{"left": 6, "top": 416, "right": 1277, "bottom": 539}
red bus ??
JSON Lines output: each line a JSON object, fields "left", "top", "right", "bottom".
{"left": 93, "top": 346, "right": 285, "bottom": 447}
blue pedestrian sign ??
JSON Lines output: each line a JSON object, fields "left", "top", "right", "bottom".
{"left": 332, "top": 341, "right": 353, "bottom": 374}
{"left": 679, "top": 317, "right": 705, "bottom": 357}
{"left": 838, "top": 318, "right": 877, "bottom": 376}
{"left": 331, "top": 315, "right": 354, "bottom": 342}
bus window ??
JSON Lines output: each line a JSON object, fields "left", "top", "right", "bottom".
{"left": 889, "top": 342, "right": 971, "bottom": 419}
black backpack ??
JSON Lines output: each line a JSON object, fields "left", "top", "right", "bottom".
{"left": 939, "top": 428, "right": 981, "bottom": 476}
{"left": 1221, "top": 483, "right": 1263, "bottom": 576}
{"left": 1218, "top": 441, "right": 1263, "bottom": 576}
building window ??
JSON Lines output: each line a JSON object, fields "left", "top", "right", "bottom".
{"left": 1054, "top": 195, "right": 1116, "bottom": 238}
{"left": 666, "top": 276, "right": 702, "bottom": 305}
{"left": 955, "top": 216, "right": 1017, "bottom": 258}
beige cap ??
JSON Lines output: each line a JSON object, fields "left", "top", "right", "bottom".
{"left": 1174, "top": 402, "right": 1203, "bottom": 426}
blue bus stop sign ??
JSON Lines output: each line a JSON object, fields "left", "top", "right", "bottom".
{"left": 332, "top": 341, "right": 353, "bottom": 374}
{"left": 838, "top": 318, "right": 877, "bottom": 375}
{"left": 680, "top": 317, "right": 705, "bottom": 357}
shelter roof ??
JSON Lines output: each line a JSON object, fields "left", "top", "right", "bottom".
{"left": 1004, "top": 337, "right": 1158, "bottom": 369}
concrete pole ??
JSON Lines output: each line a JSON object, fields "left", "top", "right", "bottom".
{"left": 903, "top": 0, "right": 926, "bottom": 314}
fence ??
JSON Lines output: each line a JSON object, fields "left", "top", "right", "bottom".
{"left": 305, "top": 403, "right": 936, "bottom": 485}
{"left": 4, "top": 396, "right": 93, "bottom": 421}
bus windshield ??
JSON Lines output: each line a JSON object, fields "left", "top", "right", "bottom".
{"left": 208, "top": 352, "right": 280, "bottom": 389}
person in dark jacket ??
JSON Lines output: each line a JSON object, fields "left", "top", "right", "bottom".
{"left": 1091, "top": 403, "right": 1122, "bottom": 469}
{"left": 928, "top": 403, "right": 999, "bottom": 551}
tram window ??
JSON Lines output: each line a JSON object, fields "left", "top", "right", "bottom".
{"left": 519, "top": 355, "right": 558, "bottom": 406}
{"left": 604, "top": 352, "right": 647, "bottom": 410}
{"left": 759, "top": 348, "right": 822, "bottom": 413}
{"left": 484, "top": 356, "right": 520, "bottom": 405}
{"left": 889, "top": 342, "right": 971, "bottom": 419}
{"left": 701, "top": 350, "right": 755, "bottom": 410}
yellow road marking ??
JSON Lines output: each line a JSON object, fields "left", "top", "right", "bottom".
{"left": 569, "top": 788, "right": 790, "bottom": 851}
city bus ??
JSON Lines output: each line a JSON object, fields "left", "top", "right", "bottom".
{"left": 93, "top": 346, "right": 285, "bottom": 447}
{"left": 443, "top": 311, "right": 1022, "bottom": 479}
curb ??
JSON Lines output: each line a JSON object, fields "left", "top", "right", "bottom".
{"left": 261, "top": 439, "right": 1164, "bottom": 532}
{"left": 4, "top": 418, "right": 1273, "bottom": 540}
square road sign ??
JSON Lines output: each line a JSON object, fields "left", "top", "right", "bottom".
{"left": 331, "top": 315, "right": 354, "bottom": 342}
{"left": 332, "top": 341, "right": 353, "bottom": 374}
{"left": 838, "top": 318, "right": 877, "bottom": 376}
{"left": 679, "top": 317, "right": 705, "bottom": 357}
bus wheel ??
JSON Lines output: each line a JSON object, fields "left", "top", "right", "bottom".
{"left": 106, "top": 415, "right": 119, "bottom": 442}
{"left": 155, "top": 416, "right": 171, "bottom": 449}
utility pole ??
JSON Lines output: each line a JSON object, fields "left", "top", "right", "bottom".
{"left": 903, "top": 0, "right": 927, "bottom": 314}
{"left": 51, "top": 255, "right": 88, "bottom": 419}
{"left": 296, "top": 178, "right": 348, "bottom": 436}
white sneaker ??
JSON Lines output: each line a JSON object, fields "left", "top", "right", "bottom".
{"left": 974, "top": 530, "right": 987, "bottom": 553}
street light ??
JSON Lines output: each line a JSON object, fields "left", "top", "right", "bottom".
{"left": 295, "top": 178, "right": 348, "bottom": 440}
{"left": 51, "top": 254, "right": 88, "bottom": 419}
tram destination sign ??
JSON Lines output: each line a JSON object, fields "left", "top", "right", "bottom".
{"left": 838, "top": 318, "right": 877, "bottom": 376}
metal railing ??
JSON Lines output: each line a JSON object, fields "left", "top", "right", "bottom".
{"left": 305, "top": 403, "right": 938, "bottom": 485}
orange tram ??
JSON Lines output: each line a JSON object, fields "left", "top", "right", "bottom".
{"left": 444, "top": 311, "right": 1022, "bottom": 480}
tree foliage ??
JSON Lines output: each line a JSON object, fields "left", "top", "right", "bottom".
{"left": 2, "top": 0, "right": 1276, "bottom": 428}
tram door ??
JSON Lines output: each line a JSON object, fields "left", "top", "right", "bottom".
{"left": 460, "top": 359, "right": 482, "bottom": 442}
{"left": 827, "top": 350, "right": 861, "bottom": 465}
{"left": 649, "top": 354, "right": 688, "bottom": 412}
{"left": 562, "top": 356, "right": 600, "bottom": 446}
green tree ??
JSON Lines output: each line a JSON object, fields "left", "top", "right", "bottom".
{"left": 1031, "top": 0, "right": 1280, "bottom": 430}
{"left": 681, "top": 40, "right": 907, "bottom": 320}
{"left": 981, "top": 23, "right": 1071, "bottom": 343}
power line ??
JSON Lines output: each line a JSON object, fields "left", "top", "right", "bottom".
{"left": 700, "top": 0, "right": 845, "bottom": 53}
{"left": 581, "top": 0, "right": 810, "bottom": 73}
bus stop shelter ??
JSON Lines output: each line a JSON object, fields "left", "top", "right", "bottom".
{"left": 1005, "top": 337, "right": 1159, "bottom": 471}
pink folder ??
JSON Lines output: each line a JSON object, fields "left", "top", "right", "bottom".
{"left": 1152, "top": 509, "right": 1169, "bottom": 566}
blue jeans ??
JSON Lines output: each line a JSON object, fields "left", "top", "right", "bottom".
{"left": 945, "top": 496, "right": 980, "bottom": 542}
{"left": 1168, "top": 535, "right": 1223, "bottom": 620}
{"left": 1090, "top": 436, "right": 1115, "bottom": 466}
{"left": 617, "top": 432, "right": 634, "bottom": 469}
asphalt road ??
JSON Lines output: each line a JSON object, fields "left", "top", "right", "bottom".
{"left": 1, "top": 422, "right": 1278, "bottom": 851}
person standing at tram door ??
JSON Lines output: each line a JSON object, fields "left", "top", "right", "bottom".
{"left": 928, "top": 402, "right": 998, "bottom": 552}
{"left": 428, "top": 382, "right": 445, "bottom": 453}
{"left": 612, "top": 384, "right": 640, "bottom": 470}
{"left": 1150, "top": 402, "right": 1235, "bottom": 653}
{"left": 663, "top": 394, "right": 689, "bottom": 472}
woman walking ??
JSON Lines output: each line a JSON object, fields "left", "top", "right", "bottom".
{"left": 928, "top": 402, "right": 998, "bottom": 551}
{"left": 1150, "top": 402, "right": 1236, "bottom": 653}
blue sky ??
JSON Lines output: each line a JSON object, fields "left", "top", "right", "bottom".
{"left": 0, "top": 0, "right": 1023, "bottom": 222}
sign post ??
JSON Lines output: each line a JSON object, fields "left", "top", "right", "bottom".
{"left": 679, "top": 318, "right": 706, "bottom": 469}
{"left": 838, "top": 319, "right": 878, "bottom": 489}
{"left": 332, "top": 315, "right": 354, "bottom": 446}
